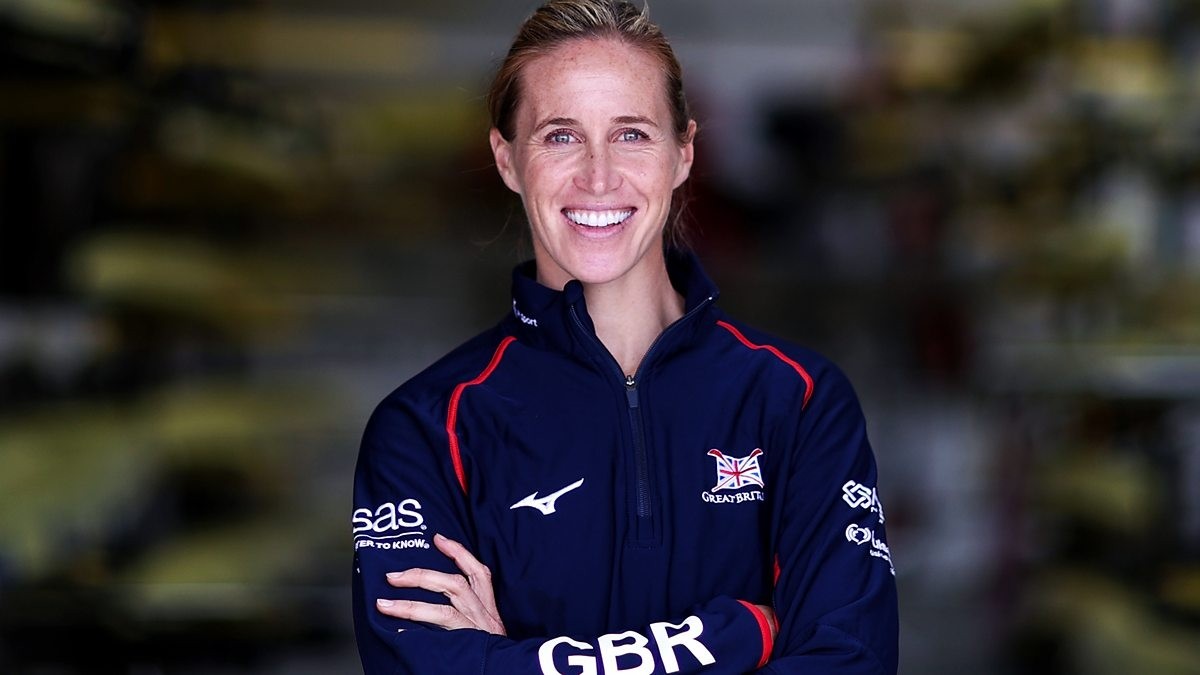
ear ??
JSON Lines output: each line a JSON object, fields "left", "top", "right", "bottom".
{"left": 490, "top": 127, "right": 522, "bottom": 195}
{"left": 672, "top": 119, "right": 697, "bottom": 189}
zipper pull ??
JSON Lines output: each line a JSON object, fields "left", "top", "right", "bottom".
{"left": 625, "top": 375, "right": 638, "bottom": 407}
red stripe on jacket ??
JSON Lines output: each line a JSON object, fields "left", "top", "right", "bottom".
{"left": 716, "top": 320, "right": 814, "bottom": 409}
{"left": 446, "top": 336, "right": 517, "bottom": 493}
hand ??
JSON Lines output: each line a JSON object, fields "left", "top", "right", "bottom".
{"left": 375, "top": 533, "right": 507, "bottom": 635}
{"left": 756, "top": 604, "right": 778, "bottom": 641}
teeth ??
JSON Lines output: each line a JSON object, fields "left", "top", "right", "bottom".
{"left": 564, "top": 209, "right": 633, "bottom": 228}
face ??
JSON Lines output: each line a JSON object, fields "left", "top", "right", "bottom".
{"left": 490, "top": 38, "right": 696, "bottom": 290}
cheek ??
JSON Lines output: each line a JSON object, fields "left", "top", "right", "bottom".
{"left": 522, "top": 158, "right": 574, "bottom": 199}
{"left": 617, "top": 152, "right": 675, "bottom": 183}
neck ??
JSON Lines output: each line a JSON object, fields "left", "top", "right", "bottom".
{"left": 581, "top": 255, "right": 684, "bottom": 377}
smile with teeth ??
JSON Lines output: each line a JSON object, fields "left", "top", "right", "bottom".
{"left": 563, "top": 208, "right": 634, "bottom": 228}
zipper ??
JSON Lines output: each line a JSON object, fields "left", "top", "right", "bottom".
{"left": 568, "top": 295, "right": 715, "bottom": 542}
{"left": 625, "top": 375, "right": 651, "bottom": 518}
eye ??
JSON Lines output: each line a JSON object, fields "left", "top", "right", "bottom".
{"left": 545, "top": 129, "right": 578, "bottom": 144}
{"left": 617, "top": 128, "right": 649, "bottom": 142}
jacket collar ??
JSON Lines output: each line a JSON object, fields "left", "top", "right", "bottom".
{"left": 507, "top": 249, "right": 721, "bottom": 362}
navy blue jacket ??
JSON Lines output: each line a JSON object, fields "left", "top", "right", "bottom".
{"left": 353, "top": 251, "right": 898, "bottom": 674}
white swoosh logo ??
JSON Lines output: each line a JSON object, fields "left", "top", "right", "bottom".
{"left": 510, "top": 478, "right": 585, "bottom": 515}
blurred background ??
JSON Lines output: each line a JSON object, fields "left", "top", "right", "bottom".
{"left": 1, "top": 0, "right": 1199, "bottom": 672}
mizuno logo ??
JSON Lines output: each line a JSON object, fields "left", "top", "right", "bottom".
{"left": 510, "top": 478, "right": 585, "bottom": 515}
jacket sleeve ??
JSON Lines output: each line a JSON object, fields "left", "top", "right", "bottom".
{"left": 353, "top": 395, "right": 776, "bottom": 675}
{"left": 758, "top": 364, "right": 899, "bottom": 674}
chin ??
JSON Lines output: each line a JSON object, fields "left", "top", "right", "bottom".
{"left": 564, "top": 246, "right": 663, "bottom": 287}
{"left": 557, "top": 260, "right": 626, "bottom": 286}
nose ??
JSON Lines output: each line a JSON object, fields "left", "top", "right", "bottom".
{"left": 574, "top": 142, "right": 622, "bottom": 194}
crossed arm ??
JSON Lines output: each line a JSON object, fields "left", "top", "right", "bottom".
{"left": 377, "top": 533, "right": 778, "bottom": 641}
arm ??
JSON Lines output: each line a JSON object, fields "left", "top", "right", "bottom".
{"left": 353, "top": 396, "right": 775, "bottom": 674}
{"left": 759, "top": 366, "right": 899, "bottom": 674}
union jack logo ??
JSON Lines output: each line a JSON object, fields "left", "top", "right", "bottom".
{"left": 707, "top": 448, "right": 765, "bottom": 492}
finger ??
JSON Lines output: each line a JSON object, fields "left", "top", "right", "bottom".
{"left": 386, "top": 568, "right": 493, "bottom": 627}
{"left": 433, "top": 534, "right": 501, "bottom": 615}
{"left": 376, "top": 598, "right": 474, "bottom": 630}
{"left": 425, "top": 536, "right": 505, "bottom": 635}
{"left": 385, "top": 567, "right": 462, "bottom": 595}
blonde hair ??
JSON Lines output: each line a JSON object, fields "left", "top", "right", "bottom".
{"left": 487, "top": 0, "right": 695, "bottom": 246}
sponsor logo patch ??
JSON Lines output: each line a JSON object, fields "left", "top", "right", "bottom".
{"left": 840, "top": 480, "right": 894, "bottom": 575}
{"left": 352, "top": 498, "right": 429, "bottom": 551}
{"left": 702, "top": 448, "right": 765, "bottom": 505}
{"left": 845, "top": 523, "right": 895, "bottom": 576}
{"left": 510, "top": 478, "right": 585, "bottom": 515}
{"left": 842, "top": 480, "right": 885, "bottom": 523}
{"left": 539, "top": 615, "right": 715, "bottom": 675}
{"left": 512, "top": 299, "right": 538, "bottom": 327}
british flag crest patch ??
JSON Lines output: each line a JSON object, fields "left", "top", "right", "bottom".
{"left": 707, "top": 448, "right": 765, "bottom": 492}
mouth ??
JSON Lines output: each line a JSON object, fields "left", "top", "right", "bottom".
{"left": 562, "top": 208, "right": 635, "bottom": 229}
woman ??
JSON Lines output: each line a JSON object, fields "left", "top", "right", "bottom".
{"left": 352, "top": 1, "right": 898, "bottom": 672}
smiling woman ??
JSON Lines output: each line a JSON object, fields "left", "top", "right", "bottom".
{"left": 489, "top": 38, "right": 694, "bottom": 297}
{"left": 351, "top": 1, "right": 898, "bottom": 673}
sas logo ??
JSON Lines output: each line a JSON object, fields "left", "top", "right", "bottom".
{"left": 352, "top": 499, "right": 429, "bottom": 551}
{"left": 701, "top": 448, "right": 765, "bottom": 504}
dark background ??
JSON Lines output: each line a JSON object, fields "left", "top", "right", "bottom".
{"left": 1, "top": 0, "right": 1199, "bottom": 672}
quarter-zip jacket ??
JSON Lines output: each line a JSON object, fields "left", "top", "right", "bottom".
{"left": 353, "top": 250, "right": 898, "bottom": 674}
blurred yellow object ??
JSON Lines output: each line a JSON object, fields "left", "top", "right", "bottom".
{"left": 845, "top": 108, "right": 921, "bottom": 178}
{"left": 0, "top": 406, "right": 152, "bottom": 578}
{"left": 1030, "top": 569, "right": 1200, "bottom": 675}
{"left": 331, "top": 91, "right": 484, "bottom": 166}
{"left": 0, "top": 375, "right": 345, "bottom": 581}
{"left": 144, "top": 9, "right": 428, "bottom": 77}
{"left": 140, "top": 378, "right": 345, "bottom": 461}
{"left": 1035, "top": 451, "right": 1159, "bottom": 533}
{"left": 66, "top": 233, "right": 338, "bottom": 337}
{"left": 115, "top": 519, "right": 316, "bottom": 620}
{"left": 155, "top": 106, "right": 311, "bottom": 191}
{"left": 0, "top": 0, "right": 130, "bottom": 46}
{"left": 1071, "top": 38, "right": 1173, "bottom": 123}
{"left": 1160, "top": 566, "right": 1200, "bottom": 615}
{"left": 70, "top": 234, "right": 244, "bottom": 308}
{"left": 885, "top": 29, "right": 971, "bottom": 92}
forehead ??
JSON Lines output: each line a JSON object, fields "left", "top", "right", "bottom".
{"left": 516, "top": 38, "right": 669, "bottom": 119}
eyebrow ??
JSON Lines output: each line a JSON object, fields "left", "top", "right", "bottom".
{"left": 612, "top": 115, "right": 658, "bottom": 127}
{"left": 532, "top": 115, "right": 660, "bottom": 131}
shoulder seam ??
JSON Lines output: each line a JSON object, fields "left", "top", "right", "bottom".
{"left": 715, "top": 320, "right": 814, "bottom": 409}
{"left": 446, "top": 335, "right": 517, "bottom": 493}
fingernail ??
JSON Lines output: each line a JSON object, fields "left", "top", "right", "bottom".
{"left": 387, "top": 571, "right": 405, "bottom": 580}
{"left": 377, "top": 599, "right": 395, "bottom": 607}
{"left": 434, "top": 533, "right": 446, "bottom": 542}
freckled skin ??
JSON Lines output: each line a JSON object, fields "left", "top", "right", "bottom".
{"left": 490, "top": 38, "right": 696, "bottom": 291}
